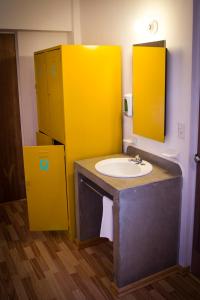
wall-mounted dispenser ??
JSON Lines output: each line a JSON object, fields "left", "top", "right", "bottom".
{"left": 123, "top": 93, "right": 132, "bottom": 117}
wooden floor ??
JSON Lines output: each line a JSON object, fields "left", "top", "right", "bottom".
{"left": 0, "top": 200, "right": 200, "bottom": 299}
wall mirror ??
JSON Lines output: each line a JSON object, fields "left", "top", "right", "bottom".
{"left": 132, "top": 40, "right": 166, "bottom": 142}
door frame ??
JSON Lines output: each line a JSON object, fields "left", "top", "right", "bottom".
{"left": 190, "top": 0, "right": 200, "bottom": 271}
{"left": 0, "top": 31, "right": 25, "bottom": 200}
{"left": 0, "top": 30, "right": 24, "bottom": 145}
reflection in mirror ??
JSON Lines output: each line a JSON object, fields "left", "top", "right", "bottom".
{"left": 132, "top": 40, "right": 166, "bottom": 142}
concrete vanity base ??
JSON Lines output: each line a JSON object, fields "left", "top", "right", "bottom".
{"left": 75, "top": 146, "right": 182, "bottom": 290}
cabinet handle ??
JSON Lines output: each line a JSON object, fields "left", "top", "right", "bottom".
{"left": 80, "top": 179, "right": 103, "bottom": 198}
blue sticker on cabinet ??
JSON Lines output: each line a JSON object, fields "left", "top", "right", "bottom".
{"left": 40, "top": 159, "right": 49, "bottom": 171}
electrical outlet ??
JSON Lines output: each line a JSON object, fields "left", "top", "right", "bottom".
{"left": 178, "top": 122, "right": 185, "bottom": 139}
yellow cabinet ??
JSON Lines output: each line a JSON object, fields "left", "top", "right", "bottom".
{"left": 31, "top": 45, "right": 122, "bottom": 239}
{"left": 34, "top": 50, "right": 65, "bottom": 143}
{"left": 23, "top": 146, "right": 68, "bottom": 231}
{"left": 45, "top": 50, "right": 65, "bottom": 143}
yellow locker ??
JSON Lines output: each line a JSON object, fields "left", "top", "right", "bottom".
{"left": 34, "top": 53, "right": 50, "bottom": 135}
{"left": 23, "top": 146, "right": 68, "bottom": 231}
{"left": 133, "top": 46, "right": 166, "bottom": 142}
{"left": 46, "top": 50, "right": 65, "bottom": 143}
{"left": 33, "top": 45, "right": 122, "bottom": 239}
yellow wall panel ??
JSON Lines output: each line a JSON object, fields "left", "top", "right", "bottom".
{"left": 133, "top": 46, "right": 166, "bottom": 142}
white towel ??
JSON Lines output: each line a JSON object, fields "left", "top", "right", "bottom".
{"left": 100, "top": 196, "right": 113, "bottom": 241}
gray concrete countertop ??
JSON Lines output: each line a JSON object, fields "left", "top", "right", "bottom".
{"left": 75, "top": 152, "right": 181, "bottom": 192}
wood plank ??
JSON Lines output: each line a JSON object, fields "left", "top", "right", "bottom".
{"left": 12, "top": 275, "right": 29, "bottom": 300}
{"left": 22, "top": 277, "right": 39, "bottom": 300}
{"left": 0, "top": 200, "right": 200, "bottom": 299}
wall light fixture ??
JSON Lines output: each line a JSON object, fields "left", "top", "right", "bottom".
{"left": 148, "top": 20, "right": 158, "bottom": 34}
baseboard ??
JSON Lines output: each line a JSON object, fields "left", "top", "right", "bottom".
{"left": 74, "top": 237, "right": 109, "bottom": 249}
{"left": 111, "top": 265, "right": 190, "bottom": 297}
{"left": 179, "top": 266, "right": 190, "bottom": 275}
{"left": 189, "top": 272, "right": 200, "bottom": 284}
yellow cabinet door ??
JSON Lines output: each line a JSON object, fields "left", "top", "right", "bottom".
{"left": 34, "top": 53, "right": 51, "bottom": 135}
{"left": 45, "top": 50, "right": 65, "bottom": 143}
{"left": 23, "top": 145, "right": 68, "bottom": 231}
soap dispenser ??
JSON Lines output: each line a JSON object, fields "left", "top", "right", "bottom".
{"left": 123, "top": 94, "right": 132, "bottom": 117}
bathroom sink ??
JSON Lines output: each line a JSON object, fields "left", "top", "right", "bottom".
{"left": 95, "top": 157, "right": 153, "bottom": 178}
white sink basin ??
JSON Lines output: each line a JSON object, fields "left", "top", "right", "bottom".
{"left": 95, "top": 157, "right": 152, "bottom": 178}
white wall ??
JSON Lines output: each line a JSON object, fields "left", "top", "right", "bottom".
{"left": 70, "top": 0, "right": 82, "bottom": 44}
{"left": 0, "top": 0, "right": 72, "bottom": 31}
{"left": 80, "top": 0, "right": 194, "bottom": 266}
{"left": 17, "top": 31, "right": 69, "bottom": 145}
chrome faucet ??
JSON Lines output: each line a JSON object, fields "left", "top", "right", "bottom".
{"left": 128, "top": 154, "right": 145, "bottom": 165}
